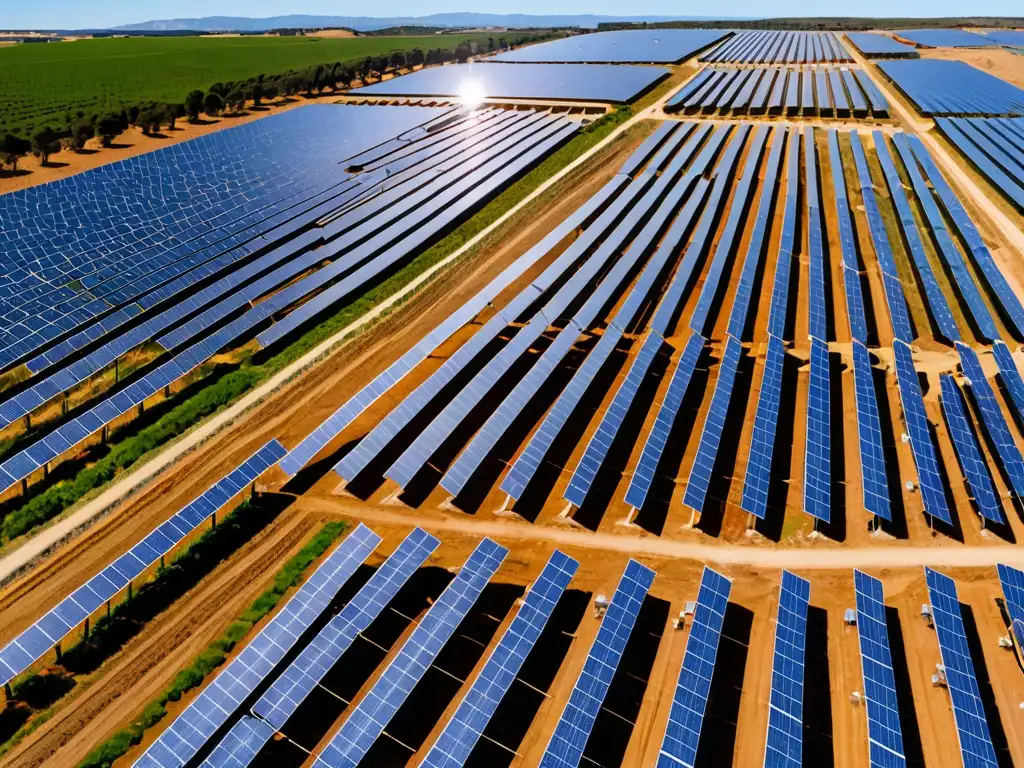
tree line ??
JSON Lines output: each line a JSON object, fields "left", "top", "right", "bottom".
{"left": 0, "top": 33, "right": 549, "bottom": 173}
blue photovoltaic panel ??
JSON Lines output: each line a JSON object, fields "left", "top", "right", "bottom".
{"left": 540, "top": 559, "right": 656, "bottom": 768}
{"left": 683, "top": 336, "right": 742, "bottom": 514}
{"left": 894, "top": 29, "right": 992, "bottom": 48}
{"left": 878, "top": 59, "right": 1024, "bottom": 116}
{"left": 701, "top": 31, "right": 851, "bottom": 64}
{"left": 924, "top": 568, "right": 999, "bottom": 768}
{"left": 890, "top": 134, "right": 999, "bottom": 341}
{"left": 997, "top": 564, "right": 1024, "bottom": 650}
{"left": 352, "top": 62, "right": 670, "bottom": 103}
{"left": 992, "top": 341, "right": 1024, "bottom": 425}
{"left": 315, "top": 538, "right": 508, "bottom": 768}
{"left": 206, "top": 529, "right": 439, "bottom": 768}
{"left": 853, "top": 570, "right": 907, "bottom": 768}
{"left": 872, "top": 132, "right": 960, "bottom": 342}
{"left": 805, "top": 128, "right": 827, "bottom": 343}
{"left": 936, "top": 117, "right": 1024, "bottom": 211}
{"left": 765, "top": 571, "right": 810, "bottom": 768}
{"left": 134, "top": 524, "right": 381, "bottom": 768}
{"left": 938, "top": 375, "right": 1004, "bottom": 525}
{"left": 199, "top": 717, "right": 276, "bottom": 768}
{"left": 740, "top": 336, "right": 786, "bottom": 519}
{"left": 906, "top": 134, "right": 1024, "bottom": 336}
{"left": 624, "top": 334, "right": 705, "bottom": 511}
{"left": 0, "top": 439, "right": 287, "bottom": 688}
{"left": 892, "top": 340, "right": 952, "bottom": 524}
{"left": 956, "top": 342, "right": 1024, "bottom": 498}
{"left": 983, "top": 30, "right": 1024, "bottom": 47}
{"left": 851, "top": 342, "right": 892, "bottom": 521}
{"left": 657, "top": 567, "right": 732, "bottom": 768}
{"left": 828, "top": 130, "right": 866, "bottom": 342}
{"left": 490, "top": 29, "right": 730, "bottom": 63}
{"left": 252, "top": 528, "right": 439, "bottom": 729}
{"left": 281, "top": 169, "right": 630, "bottom": 479}
{"left": 804, "top": 338, "right": 831, "bottom": 523}
{"left": 767, "top": 128, "right": 800, "bottom": 341}
{"left": 847, "top": 33, "right": 919, "bottom": 57}
{"left": 422, "top": 550, "right": 579, "bottom": 768}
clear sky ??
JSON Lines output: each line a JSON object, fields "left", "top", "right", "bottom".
{"left": 5, "top": 0, "right": 1020, "bottom": 31}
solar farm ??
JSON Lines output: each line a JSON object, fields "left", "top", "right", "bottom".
{"left": 1, "top": 22, "right": 1024, "bottom": 768}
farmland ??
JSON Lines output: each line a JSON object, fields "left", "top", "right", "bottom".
{"left": 0, "top": 33, "right": 495, "bottom": 136}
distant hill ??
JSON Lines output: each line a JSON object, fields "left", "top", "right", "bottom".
{"left": 110, "top": 13, "right": 728, "bottom": 33}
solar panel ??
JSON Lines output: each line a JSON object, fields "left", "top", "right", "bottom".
{"left": 683, "top": 336, "right": 742, "bottom": 514}
{"left": 938, "top": 375, "right": 1004, "bottom": 525}
{"left": 906, "top": 135, "right": 1024, "bottom": 338}
{"left": 740, "top": 336, "right": 786, "bottom": 519}
{"left": 936, "top": 117, "right": 1024, "bottom": 213}
{"left": 727, "top": 127, "right": 787, "bottom": 339}
{"left": 892, "top": 340, "right": 952, "bottom": 524}
{"left": 0, "top": 439, "right": 287, "bottom": 688}
{"left": 872, "top": 132, "right": 960, "bottom": 342}
{"left": 199, "top": 716, "right": 276, "bottom": 768}
{"left": 657, "top": 566, "right": 732, "bottom": 768}
{"left": 624, "top": 334, "right": 705, "bottom": 511}
{"left": 539, "top": 559, "right": 656, "bottom": 768}
{"left": 422, "top": 549, "right": 579, "bottom": 767}
{"left": 852, "top": 570, "right": 907, "bottom": 768}
{"left": 804, "top": 338, "right": 831, "bottom": 523}
{"left": 689, "top": 125, "right": 765, "bottom": 335}
{"left": 490, "top": 29, "right": 730, "bottom": 64}
{"left": 767, "top": 128, "right": 801, "bottom": 341}
{"left": 956, "top": 342, "right": 1024, "bottom": 499}
{"left": 352, "top": 62, "right": 671, "bottom": 103}
{"left": 854, "top": 71, "right": 892, "bottom": 117}
{"left": 851, "top": 342, "right": 892, "bottom": 521}
{"left": 701, "top": 31, "right": 851, "bottom": 64}
{"left": 890, "top": 133, "right": 998, "bottom": 341}
{"left": 997, "top": 563, "right": 1024, "bottom": 650}
{"left": 924, "top": 568, "right": 999, "bottom": 768}
{"left": 991, "top": 341, "right": 1024, "bottom": 426}
{"left": 878, "top": 60, "right": 1024, "bottom": 116}
{"left": 848, "top": 32, "right": 919, "bottom": 57}
{"left": 765, "top": 571, "right": 810, "bottom": 768}
{"left": 895, "top": 29, "right": 993, "bottom": 48}
{"left": 314, "top": 538, "right": 508, "bottom": 768}
{"left": 805, "top": 128, "right": 828, "bottom": 343}
{"left": 134, "top": 524, "right": 381, "bottom": 768}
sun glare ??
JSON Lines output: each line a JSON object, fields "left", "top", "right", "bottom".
{"left": 457, "top": 79, "right": 486, "bottom": 109}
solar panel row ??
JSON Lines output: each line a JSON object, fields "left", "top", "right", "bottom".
{"left": 851, "top": 342, "right": 893, "bottom": 521}
{"left": 878, "top": 59, "right": 1024, "bottom": 116}
{"left": 422, "top": 549, "right": 579, "bottom": 767}
{"left": 871, "top": 131, "right": 961, "bottom": 342}
{"left": 938, "top": 374, "right": 1004, "bottom": 525}
{"left": 490, "top": 29, "right": 731, "bottom": 64}
{"left": 924, "top": 568, "right": 999, "bottom": 768}
{"left": 700, "top": 30, "right": 852, "bottom": 64}
{"left": 766, "top": 128, "right": 801, "bottom": 341}
{"left": 0, "top": 114, "right": 579, "bottom": 498}
{"left": 892, "top": 340, "right": 953, "bottom": 524}
{"left": 668, "top": 66, "right": 887, "bottom": 117}
{"left": 905, "top": 135, "right": 1024, "bottom": 336}
{"left": 827, "top": 131, "right": 870, "bottom": 344}
{"left": 991, "top": 341, "right": 1024, "bottom": 426}
{"left": 765, "top": 571, "right": 811, "bottom": 768}
{"left": 333, "top": 130, "right": 677, "bottom": 485}
{"left": 852, "top": 570, "right": 907, "bottom": 768}
{"left": 0, "top": 439, "right": 286, "bottom": 687}
{"left": 846, "top": 32, "right": 919, "bottom": 58}
{"left": 997, "top": 563, "right": 1024, "bottom": 650}
{"left": 935, "top": 117, "right": 1024, "bottom": 211}
{"left": 849, "top": 132, "right": 915, "bottom": 343}
{"left": 740, "top": 336, "right": 787, "bottom": 520}
{"left": 657, "top": 566, "right": 732, "bottom": 768}
{"left": 894, "top": 29, "right": 993, "bottom": 48}
{"left": 540, "top": 559, "right": 656, "bottom": 768}
{"left": 805, "top": 127, "right": 828, "bottom": 344}
{"left": 315, "top": 538, "right": 508, "bottom": 768}
{"left": 135, "top": 524, "right": 381, "bottom": 768}
{"left": 890, "top": 134, "right": 1000, "bottom": 341}
{"left": 804, "top": 338, "right": 831, "bottom": 523}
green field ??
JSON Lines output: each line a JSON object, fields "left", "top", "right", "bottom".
{"left": 0, "top": 34, "right": 493, "bottom": 136}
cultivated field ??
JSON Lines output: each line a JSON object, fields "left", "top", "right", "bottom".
{"left": 0, "top": 34, "right": 494, "bottom": 136}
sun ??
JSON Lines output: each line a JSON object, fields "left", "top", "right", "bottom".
{"left": 456, "top": 79, "right": 486, "bottom": 109}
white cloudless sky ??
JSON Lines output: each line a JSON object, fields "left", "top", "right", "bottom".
{"left": 6, "top": 0, "right": 1021, "bottom": 30}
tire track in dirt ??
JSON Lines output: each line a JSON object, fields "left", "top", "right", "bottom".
{"left": 2, "top": 510, "right": 319, "bottom": 768}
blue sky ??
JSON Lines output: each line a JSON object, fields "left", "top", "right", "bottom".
{"left": 6, "top": 0, "right": 1020, "bottom": 30}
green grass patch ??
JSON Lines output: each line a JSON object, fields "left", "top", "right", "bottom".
{"left": 0, "top": 35, "right": 496, "bottom": 137}
{"left": 76, "top": 520, "right": 347, "bottom": 768}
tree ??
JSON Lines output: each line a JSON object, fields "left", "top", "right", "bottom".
{"left": 128, "top": 104, "right": 141, "bottom": 125}
{"left": 261, "top": 83, "right": 278, "bottom": 102}
{"left": 390, "top": 51, "right": 406, "bottom": 71}
{"left": 208, "top": 81, "right": 227, "bottom": 97}
{"left": 162, "top": 103, "right": 185, "bottom": 129}
{"left": 1, "top": 133, "right": 31, "bottom": 171}
{"left": 372, "top": 56, "right": 388, "bottom": 78}
{"left": 32, "top": 127, "right": 60, "bottom": 165}
{"left": 455, "top": 42, "right": 472, "bottom": 63}
{"left": 95, "top": 114, "right": 124, "bottom": 147}
{"left": 250, "top": 83, "right": 263, "bottom": 107}
{"left": 184, "top": 90, "right": 204, "bottom": 121}
{"left": 225, "top": 90, "right": 246, "bottom": 112}
{"left": 360, "top": 56, "right": 373, "bottom": 82}
{"left": 68, "top": 120, "right": 93, "bottom": 150}
{"left": 203, "top": 92, "right": 224, "bottom": 116}
{"left": 410, "top": 48, "right": 425, "bottom": 67}
{"left": 488, "top": 37, "right": 496, "bottom": 52}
